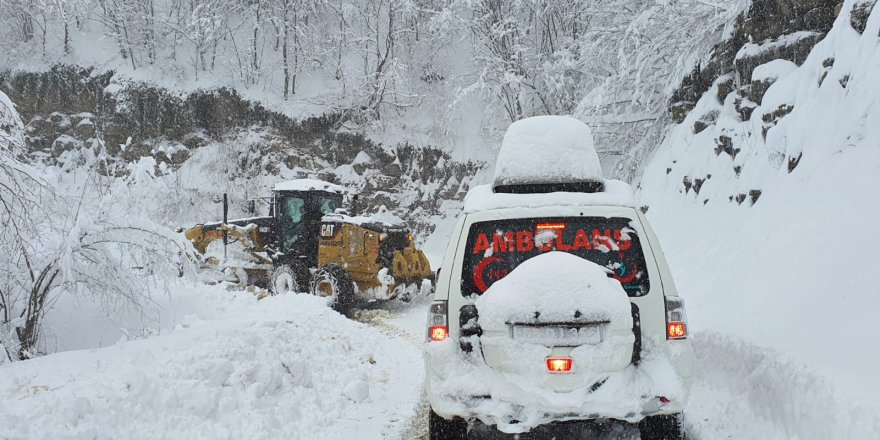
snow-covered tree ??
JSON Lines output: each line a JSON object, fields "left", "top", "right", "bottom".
{"left": 1, "top": 93, "right": 194, "bottom": 362}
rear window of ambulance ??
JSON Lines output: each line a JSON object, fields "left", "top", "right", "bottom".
{"left": 461, "top": 217, "right": 650, "bottom": 297}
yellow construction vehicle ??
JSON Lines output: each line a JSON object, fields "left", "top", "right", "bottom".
{"left": 182, "top": 179, "right": 434, "bottom": 311}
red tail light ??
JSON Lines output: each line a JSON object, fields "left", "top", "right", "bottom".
{"left": 427, "top": 301, "right": 448, "bottom": 342}
{"left": 665, "top": 297, "right": 689, "bottom": 340}
{"left": 429, "top": 325, "right": 448, "bottom": 341}
{"left": 546, "top": 357, "right": 573, "bottom": 373}
{"left": 667, "top": 322, "right": 687, "bottom": 339}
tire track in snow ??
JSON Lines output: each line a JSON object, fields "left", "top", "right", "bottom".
{"left": 352, "top": 305, "right": 429, "bottom": 440}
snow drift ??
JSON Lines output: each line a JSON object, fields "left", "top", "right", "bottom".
{"left": 0, "top": 289, "right": 424, "bottom": 440}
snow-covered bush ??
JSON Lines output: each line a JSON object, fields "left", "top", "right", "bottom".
{"left": 1, "top": 95, "right": 193, "bottom": 362}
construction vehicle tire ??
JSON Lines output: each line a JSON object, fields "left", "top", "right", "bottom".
{"left": 270, "top": 264, "right": 308, "bottom": 295}
{"left": 309, "top": 264, "right": 357, "bottom": 313}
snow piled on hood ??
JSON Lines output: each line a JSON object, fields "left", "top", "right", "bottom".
{"left": 492, "top": 115, "right": 601, "bottom": 188}
{"left": 475, "top": 252, "right": 631, "bottom": 328}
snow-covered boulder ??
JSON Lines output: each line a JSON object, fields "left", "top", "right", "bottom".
{"left": 492, "top": 116, "right": 601, "bottom": 190}
{"left": 750, "top": 59, "right": 798, "bottom": 104}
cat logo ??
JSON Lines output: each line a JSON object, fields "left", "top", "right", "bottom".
{"left": 321, "top": 223, "right": 336, "bottom": 238}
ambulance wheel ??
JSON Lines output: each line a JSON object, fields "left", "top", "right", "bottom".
{"left": 429, "top": 410, "right": 468, "bottom": 440}
{"left": 639, "top": 413, "right": 685, "bottom": 440}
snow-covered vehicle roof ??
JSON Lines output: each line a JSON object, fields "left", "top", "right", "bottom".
{"left": 463, "top": 179, "right": 636, "bottom": 213}
{"left": 492, "top": 115, "right": 602, "bottom": 190}
{"left": 322, "top": 212, "right": 406, "bottom": 231}
{"left": 273, "top": 178, "right": 347, "bottom": 194}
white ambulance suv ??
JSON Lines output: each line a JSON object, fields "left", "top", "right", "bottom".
{"left": 424, "top": 116, "right": 694, "bottom": 440}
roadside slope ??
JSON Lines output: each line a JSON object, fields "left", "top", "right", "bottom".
{"left": 641, "top": 1, "right": 880, "bottom": 438}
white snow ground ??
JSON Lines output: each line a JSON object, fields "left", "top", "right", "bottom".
{"left": 0, "top": 286, "right": 425, "bottom": 440}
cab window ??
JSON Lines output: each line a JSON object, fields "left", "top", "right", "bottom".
{"left": 318, "top": 196, "right": 342, "bottom": 215}
{"left": 281, "top": 197, "right": 306, "bottom": 249}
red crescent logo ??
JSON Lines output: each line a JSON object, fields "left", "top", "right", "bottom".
{"left": 473, "top": 256, "right": 506, "bottom": 293}
{"left": 613, "top": 263, "right": 639, "bottom": 284}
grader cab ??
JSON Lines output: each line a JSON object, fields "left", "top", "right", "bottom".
{"left": 182, "top": 179, "right": 434, "bottom": 311}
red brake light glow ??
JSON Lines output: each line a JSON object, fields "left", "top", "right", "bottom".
{"left": 429, "top": 326, "right": 448, "bottom": 341}
{"left": 667, "top": 322, "right": 687, "bottom": 339}
{"left": 536, "top": 223, "right": 567, "bottom": 231}
{"left": 546, "top": 357, "right": 573, "bottom": 373}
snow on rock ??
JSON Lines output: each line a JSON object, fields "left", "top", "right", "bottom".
{"left": 475, "top": 252, "right": 631, "bottom": 329}
{"left": 734, "top": 31, "right": 822, "bottom": 61}
{"left": 352, "top": 151, "right": 372, "bottom": 165}
{"left": 751, "top": 59, "right": 798, "bottom": 82}
{"left": 273, "top": 178, "right": 347, "bottom": 193}
{"left": 492, "top": 115, "right": 602, "bottom": 189}
{"left": 463, "top": 179, "right": 635, "bottom": 213}
{"left": 0, "top": 290, "right": 424, "bottom": 440}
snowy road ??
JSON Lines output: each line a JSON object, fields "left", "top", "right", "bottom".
{"left": 350, "top": 301, "right": 433, "bottom": 440}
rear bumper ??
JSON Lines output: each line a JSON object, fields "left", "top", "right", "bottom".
{"left": 428, "top": 391, "right": 688, "bottom": 434}
{"left": 425, "top": 339, "right": 692, "bottom": 434}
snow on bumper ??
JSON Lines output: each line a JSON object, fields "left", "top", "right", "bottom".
{"left": 425, "top": 337, "right": 690, "bottom": 434}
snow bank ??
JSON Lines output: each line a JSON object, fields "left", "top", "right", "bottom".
{"left": 463, "top": 179, "right": 635, "bottom": 213}
{"left": 273, "top": 178, "right": 347, "bottom": 193}
{"left": 686, "top": 332, "right": 880, "bottom": 440}
{"left": 0, "top": 290, "right": 424, "bottom": 440}
{"left": 492, "top": 116, "right": 602, "bottom": 189}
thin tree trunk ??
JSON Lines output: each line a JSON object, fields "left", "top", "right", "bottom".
{"left": 282, "top": 0, "right": 290, "bottom": 99}
{"left": 253, "top": 0, "right": 261, "bottom": 81}
{"left": 64, "top": 22, "right": 71, "bottom": 55}
{"left": 291, "top": 10, "right": 298, "bottom": 95}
